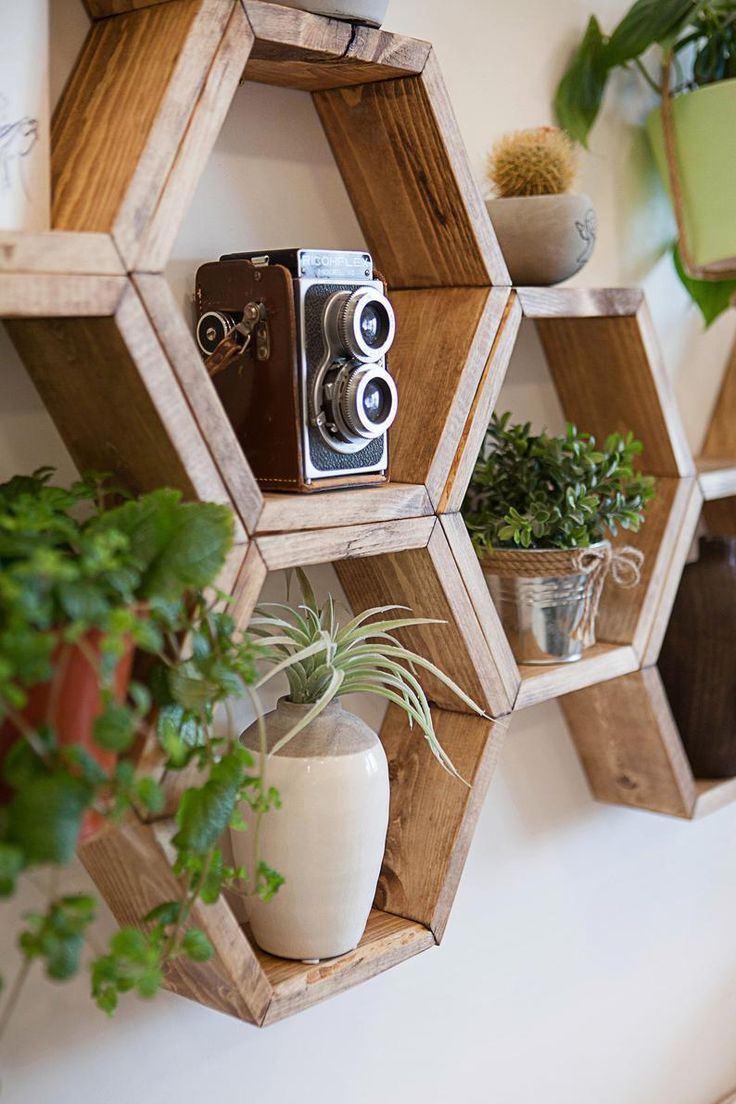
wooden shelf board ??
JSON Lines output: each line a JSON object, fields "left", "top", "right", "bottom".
{"left": 693, "top": 777, "right": 736, "bottom": 819}
{"left": 515, "top": 643, "right": 639, "bottom": 711}
{"left": 0, "top": 230, "right": 123, "bottom": 275}
{"left": 256, "top": 482, "right": 433, "bottom": 534}
{"left": 696, "top": 456, "right": 736, "bottom": 501}
{"left": 0, "top": 274, "right": 128, "bottom": 318}
{"left": 254, "top": 909, "right": 435, "bottom": 1025}
{"left": 242, "top": 0, "right": 432, "bottom": 92}
{"left": 517, "top": 286, "right": 644, "bottom": 319}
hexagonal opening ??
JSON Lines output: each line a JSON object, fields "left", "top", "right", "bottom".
{"left": 80, "top": 521, "right": 505, "bottom": 1024}
{"left": 444, "top": 289, "right": 697, "bottom": 710}
{"left": 560, "top": 486, "right": 736, "bottom": 820}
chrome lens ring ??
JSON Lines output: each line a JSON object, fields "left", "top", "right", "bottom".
{"left": 196, "top": 310, "right": 237, "bottom": 356}
{"left": 337, "top": 288, "right": 396, "bottom": 362}
{"left": 341, "top": 365, "right": 398, "bottom": 440}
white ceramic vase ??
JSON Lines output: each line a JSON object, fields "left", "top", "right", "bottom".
{"left": 0, "top": 1, "right": 50, "bottom": 231}
{"left": 232, "top": 698, "right": 390, "bottom": 962}
{"left": 275, "top": 0, "right": 389, "bottom": 27}
{"left": 486, "top": 193, "right": 597, "bottom": 286}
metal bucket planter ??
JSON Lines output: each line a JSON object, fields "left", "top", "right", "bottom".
{"left": 479, "top": 542, "right": 611, "bottom": 665}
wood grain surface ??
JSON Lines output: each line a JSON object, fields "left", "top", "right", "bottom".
{"left": 389, "top": 287, "right": 510, "bottom": 502}
{"left": 243, "top": 0, "right": 431, "bottom": 91}
{"left": 376, "top": 704, "right": 505, "bottom": 939}
{"left": 257, "top": 483, "right": 433, "bottom": 534}
{"left": 258, "top": 909, "right": 434, "bottom": 1024}
{"left": 0, "top": 275, "right": 126, "bottom": 317}
{"left": 79, "top": 815, "right": 271, "bottom": 1024}
{"left": 336, "top": 520, "right": 514, "bottom": 716}
{"left": 314, "top": 52, "right": 508, "bottom": 288}
{"left": 560, "top": 668, "right": 697, "bottom": 818}
{"left": 0, "top": 231, "right": 123, "bottom": 275}
{"left": 535, "top": 304, "right": 693, "bottom": 478}
{"left": 6, "top": 284, "right": 242, "bottom": 535}
{"left": 255, "top": 515, "right": 434, "bottom": 571}
{"left": 53, "top": 0, "right": 234, "bottom": 268}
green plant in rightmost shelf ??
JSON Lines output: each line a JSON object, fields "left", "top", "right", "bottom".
{"left": 462, "top": 413, "right": 657, "bottom": 554}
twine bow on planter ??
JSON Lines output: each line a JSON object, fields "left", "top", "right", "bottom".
{"left": 571, "top": 543, "right": 645, "bottom": 645}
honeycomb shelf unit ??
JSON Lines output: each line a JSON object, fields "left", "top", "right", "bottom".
{"left": 3, "top": 0, "right": 735, "bottom": 1024}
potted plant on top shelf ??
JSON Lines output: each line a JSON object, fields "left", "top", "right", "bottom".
{"left": 462, "top": 414, "right": 655, "bottom": 665}
{"left": 232, "top": 570, "right": 484, "bottom": 964}
{"left": 555, "top": 0, "right": 736, "bottom": 324}
{"left": 485, "top": 126, "right": 597, "bottom": 286}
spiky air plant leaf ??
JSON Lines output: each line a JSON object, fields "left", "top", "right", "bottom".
{"left": 250, "top": 570, "right": 486, "bottom": 781}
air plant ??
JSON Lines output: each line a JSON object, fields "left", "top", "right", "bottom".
{"left": 249, "top": 570, "right": 485, "bottom": 780}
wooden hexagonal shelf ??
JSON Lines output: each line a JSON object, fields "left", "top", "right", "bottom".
{"left": 440, "top": 286, "right": 699, "bottom": 711}
{"left": 3, "top": 0, "right": 728, "bottom": 1028}
{"left": 79, "top": 518, "right": 506, "bottom": 1025}
{"left": 559, "top": 434, "right": 736, "bottom": 821}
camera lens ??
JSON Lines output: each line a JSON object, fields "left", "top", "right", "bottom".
{"left": 335, "top": 289, "right": 396, "bottom": 362}
{"left": 342, "top": 366, "right": 398, "bottom": 440}
{"left": 362, "top": 377, "right": 390, "bottom": 423}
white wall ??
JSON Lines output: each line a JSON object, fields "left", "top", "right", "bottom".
{"left": 3, "top": 2, "right": 736, "bottom": 1101}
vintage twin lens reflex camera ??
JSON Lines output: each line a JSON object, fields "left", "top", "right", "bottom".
{"left": 194, "top": 248, "right": 398, "bottom": 493}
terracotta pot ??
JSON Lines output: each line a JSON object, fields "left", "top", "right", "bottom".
{"left": 232, "top": 698, "right": 389, "bottom": 962}
{"left": 486, "top": 193, "right": 597, "bottom": 286}
{"left": 658, "top": 536, "right": 736, "bottom": 778}
{"left": 274, "top": 0, "right": 388, "bottom": 26}
{"left": 0, "top": 630, "right": 134, "bottom": 842}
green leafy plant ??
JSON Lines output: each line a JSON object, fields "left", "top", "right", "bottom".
{"left": 249, "top": 570, "right": 486, "bottom": 780}
{"left": 462, "top": 413, "right": 656, "bottom": 554}
{"left": 555, "top": 0, "right": 736, "bottom": 323}
{"left": 0, "top": 469, "right": 308, "bottom": 1030}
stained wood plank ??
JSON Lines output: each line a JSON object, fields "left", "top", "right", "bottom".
{"left": 389, "top": 287, "right": 510, "bottom": 504}
{"left": 694, "top": 778, "right": 736, "bottom": 819}
{"left": 535, "top": 302, "right": 693, "bottom": 478}
{"left": 336, "top": 520, "right": 513, "bottom": 716}
{"left": 0, "top": 231, "right": 123, "bottom": 275}
{"left": 702, "top": 339, "right": 736, "bottom": 462}
{"left": 595, "top": 476, "right": 696, "bottom": 658}
{"left": 243, "top": 0, "right": 431, "bottom": 91}
{"left": 84, "top": 0, "right": 176, "bottom": 14}
{"left": 314, "top": 51, "right": 508, "bottom": 288}
{"left": 377, "top": 705, "right": 505, "bottom": 940}
{"left": 517, "top": 286, "right": 644, "bottom": 318}
{"left": 639, "top": 477, "right": 702, "bottom": 666}
{"left": 437, "top": 512, "right": 519, "bottom": 710}
{"left": 259, "top": 909, "right": 434, "bottom": 1025}
{"left": 230, "top": 541, "right": 269, "bottom": 628}
{"left": 257, "top": 483, "right": 433, "bottom": 534}
{"left": 560, "top": 668, "right": 697, "bottom": 818}
{"left": 0, "top": 275, "right": 126, "bottom": 317}
{"left": 53, "top": 0, "right": 235, "bottom": 268}
{"left": 697, "top": 456, "right": 736, "bottom": 501}
{"left": 440, "top": 290, "right": 521, "bottom": 513}
{"left": 135, "top": 2, "right": 253, "bottom": 271}
{"left": 79, "top": 815, "right": 271, "bottom": 1024}
{"left": 134, "top": 274, "right": 263, "bottom": 534}
{"left": 6, "top": 284, "right": 243, "bottom": 535}
{"left": 256, "top": 515, "right": 434, "bottom": 571}
{"left": 515, "top": 643, "right": 639, "bottom": 711}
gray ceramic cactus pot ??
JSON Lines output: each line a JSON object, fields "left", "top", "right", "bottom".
{"left": 486, "top": 193, "right": 597, "bottom": 286}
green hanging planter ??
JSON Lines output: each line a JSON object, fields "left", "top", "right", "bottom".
{"left": 647, "top": 78, "right": 736, "bottom": 276}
